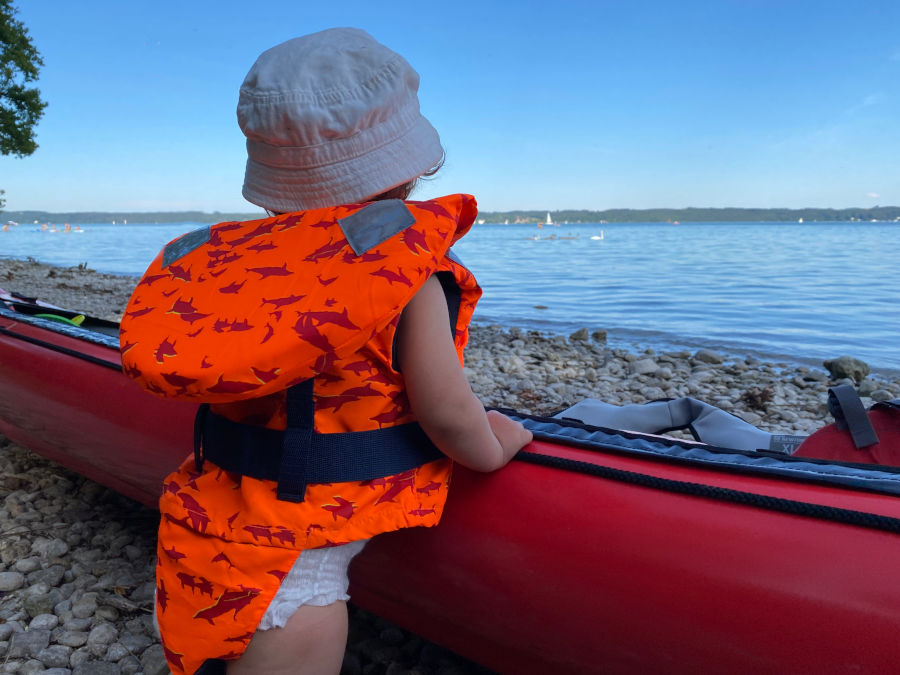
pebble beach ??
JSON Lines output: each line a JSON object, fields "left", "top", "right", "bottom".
{"left": 0, "top": 259, "right": 898, "bottom": 674}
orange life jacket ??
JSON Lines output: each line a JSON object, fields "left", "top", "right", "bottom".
{"left": 120, "top": 195, "right": 481, "bottom": 674}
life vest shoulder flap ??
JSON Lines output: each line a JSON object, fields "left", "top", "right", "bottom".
{"left": 120, "top": 194, "right": 478, "bottom": 402}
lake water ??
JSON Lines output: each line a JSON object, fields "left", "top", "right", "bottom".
{"left": 1, "top": 219, "right": 898, "bottom": 373}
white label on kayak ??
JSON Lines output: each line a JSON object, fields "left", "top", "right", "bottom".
{"left": 769, "top": 434, "right": 807, "bottom": 454}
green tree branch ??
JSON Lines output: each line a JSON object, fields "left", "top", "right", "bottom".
{"left": 1, "top": 0, "right": 46, "bottom": 213}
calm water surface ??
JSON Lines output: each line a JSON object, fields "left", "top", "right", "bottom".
{"left": 1, "top": 219, "right": 897, "bottom": 373}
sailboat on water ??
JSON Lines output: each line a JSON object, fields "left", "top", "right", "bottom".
{"left": 537, "top": 212, "right": 558, "bottom": 230}
{"left": 537, "top": 212, "right": 559, "bottom": 229}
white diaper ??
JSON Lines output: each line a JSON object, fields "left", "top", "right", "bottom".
{"left": 258, "top": 538, "right": 369, "bottom": 630}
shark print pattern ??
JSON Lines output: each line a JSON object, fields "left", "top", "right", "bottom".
{"left": 145, "top": 196, "right": 481, "bottom": 674}
{"left": 120, "top": 194, "right": 479, "bottom": 404}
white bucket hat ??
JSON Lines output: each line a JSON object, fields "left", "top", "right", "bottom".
{"left": 238, "top": 28, "right": 444, "bottom": 212}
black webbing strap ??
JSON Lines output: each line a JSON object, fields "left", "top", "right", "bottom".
{"left": 828, "top": 384, "right": 879, "bottom": 449}
{"left": 193, "top": 379, "right": 444, "bottom": 503}
{"left": 279, "top": 379, "right": 317, "bottom": 501}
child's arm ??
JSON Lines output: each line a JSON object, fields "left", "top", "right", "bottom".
{"left": 396, "top": 275, "right": 532, "bottom": 472}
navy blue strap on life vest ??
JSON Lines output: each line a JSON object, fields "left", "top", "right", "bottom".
{"left": 828, "top": 384, "right": 879, "bottom": 449}
{"left": 193, "top": 379, "right": 444, "bottom": 503}
{"left": 279, "top": 379, "right": 317, "bottom": 501}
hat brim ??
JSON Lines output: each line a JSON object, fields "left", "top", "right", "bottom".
{"left": 242, "top": 115, "right": 443, "bottom": 213}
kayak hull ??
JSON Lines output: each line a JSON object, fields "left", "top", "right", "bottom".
{"left": 2, "top": 304, "right": 900, "bottom": 673}
{"left": 353, "top": 450, "right": 900, "bottom": 674}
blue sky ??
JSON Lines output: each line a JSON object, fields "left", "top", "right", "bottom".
{"left": 1, "top": 0, "right": 898, "bottom": 213}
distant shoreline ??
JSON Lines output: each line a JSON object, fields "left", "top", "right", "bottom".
{"left": 4, "top": 205, "right": 900, "bottom": 225}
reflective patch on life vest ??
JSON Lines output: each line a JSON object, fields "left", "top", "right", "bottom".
{"left": 338, "top": 200, "right": 416, "bottom": 255}
{"left": 163, "top": 226, "right": 211, "bottom": 268}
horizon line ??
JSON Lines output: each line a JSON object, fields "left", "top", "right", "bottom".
{"left": 4, "top": 205, "right": 899, "bottom": 216}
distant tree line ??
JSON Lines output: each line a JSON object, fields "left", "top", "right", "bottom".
{"left": 5, "top": 205, "right": 900, "bottom": 225}
{"left": 2, "top": 210, "right": 265, "bottom": 224}
{"left": 478, "top": 206, "right": 900, "bottom": 224}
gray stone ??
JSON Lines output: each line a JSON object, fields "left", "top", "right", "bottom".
{"left": 23, "top": 592, "right": 55, "bottom": 618}
{"left": 857, "top": 378, "right": 878, "bottom": 397}
{"left": 0, "top": 623, "right": 14, "bottom": 641}
{"left": 37, "top": 643, "right": 72, "bottom": 668}
{"left": 63, "top": 617, "right": 93, "bottom": 632}
{"left": 128, "top": 582, "right": 156, "bottom": 604}
{"left": 73, "top": 662, "right": 121, "bottom": 674}
{"left": 569, "top": 327, "right": 590, "bottom": 342}
{"left": 3, "top": 619, "right": 25, "bottom": 634}
{"left": 629, "top": 358, "right": 658, "bottom": 376}
{"left": 76, "top": 482, "right": 106, "bottom": 505}
{"left": 13, "top": 660, "right": 44, "bottom": 674}
{"left": 27, "top": 563, "right": 66, "bottom": 587}
{"left": 140, "top": 643, "right": 170, "bottom": 675}
{"left": 640, "top": 386, "right": 666, "bottom": 401}
{"left": 72, "top": 549, "right": 103, "bottom": 565}
{"left": 8, "top": 628, "right": 51, "bottom": 658}
{"left": 57, "top": 629, "right": 89, "bottom": 647}
{"left": 72, "top": 594, "right": 98, "bottom": 619}
{"left": 43, "top": 669, "right": 72, "bottom": 675}
{"left": 95, "top": 605, "right": 120, "bottom": 622}
{"left": 0, "top": 571, "right": 25, "bottom": 591}
{"left": 87, "top": 621, "right": 118, "bottom": 656}
{"left": 591, "top": 329, "right": 608, "bottom": 343}
{"left": 120, "top": 655, "right": 143, "bottom": 675}
{"left": 105, "top": 641, "right": 131, "bottom": 661}
{"left": 741, "top": 411, "right": 763, "bottom": 426}
{"left": 689, "top": 369, "right": 716, "bottom": 383}
{"left": 871, "top": 389, "right": 894, "bottom": 402}
{"left": 58, "top": 581, "right": 76, "bottom": 600}
{"left": 693, "top": 349, "right": 724, "bottom": 364}
{"left": 69, "top": 646, "right": 92, "bottom": 668}
{"left": 823, "top": 355, "right": 870, "bottom": 382}
{"left": 122, "top": 545, "right": 144, "bottom": 562}
{"left": 14, "top": 557, "right": 41, "bottom": 574}
{"left": 30, "top": 537, "right": 69, "bottom": 559}
{"left": 118, "top": 632, "right": 153, "bottom": 654}
{"left": 27, "top": 613, "right": 58, "bottom": 630}
{"left": 73, "top": 573, "right": 98, "bottom": 590}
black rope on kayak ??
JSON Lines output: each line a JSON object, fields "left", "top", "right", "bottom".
{"left": 0, "top": 326, "right": 123, "bottom": 372}
{"left": 514, "top": 449, "right": 900, "bottom": 536}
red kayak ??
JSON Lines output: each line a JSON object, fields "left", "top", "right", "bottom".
{"left": 2, "top": 292, "right": 900, "bottom": 674}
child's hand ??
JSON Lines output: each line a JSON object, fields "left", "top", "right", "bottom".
{"left": 398, "top": 276, "right": 533, "bottom": 472}
{"left": 486, "top": 410, "right": 533, "bottom": 465}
